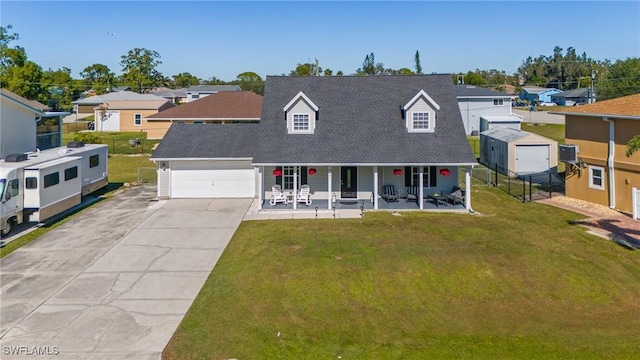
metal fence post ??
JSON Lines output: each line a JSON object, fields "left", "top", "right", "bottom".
{"left": 522, "top": 177, "right": 526, "bottom": 202}
{"left": 549, "top": 172, "right": 552, "bottom": 199}
{"left": 494, "top": 163, "right": 498, "bottom": 187}
{"left": 529, "top": 176, "right": 532, "bottom": 202}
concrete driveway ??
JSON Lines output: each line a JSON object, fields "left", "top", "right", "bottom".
{"left": 0, "top": 186, "right": 251, "bottom": 359}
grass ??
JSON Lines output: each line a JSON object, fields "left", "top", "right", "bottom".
{"left": 164, "top": 186, "right": 640, "bottom": 359}
{"left": 0, "top": 155, "right": 154, "bottom": 258}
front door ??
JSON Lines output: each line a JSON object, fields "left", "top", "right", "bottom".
{"left": 341, "top": 167, "right": 357, "bottom": 198}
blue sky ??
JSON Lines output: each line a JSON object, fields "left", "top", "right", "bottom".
{"left": 2, "top": 1, "right": 639, "bottom": 81}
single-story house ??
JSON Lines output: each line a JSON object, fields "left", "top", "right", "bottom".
{"left": 455, "top": 85, "right": 521, "bottom": 136}
{"left": 519, "top": 86, "right": 562, "bottom": 104}
{"left": 0, "top": 89, "right": 46, "bottom": 158}
{"left": 150, "top": 87, "right": 188, "bottom": 104}
{"left": 152, "top": 75, "right": 477, "bottom": 211}
{"left": 550, "top": 88, "right": 592, "bottom": 106}
{"left": 554, "top": 94, "right": 640, "bottom": 216}
{"left": 480, "top": 127, "right": 558, "bottom": 176}
{"left": 144, "top": 91, "right": 262, "bottom": 139}
{"left": 73, "top": 91, "right": 175, "bottom": 133}
{"left": 185, "top": 85, "right": 241, "bottom": 103}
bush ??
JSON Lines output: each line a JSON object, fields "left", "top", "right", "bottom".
{"left": 73, "top": 132, "right": 103, "bottom": 144}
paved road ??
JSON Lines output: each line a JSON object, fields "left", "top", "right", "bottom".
{"left": 0, "top": 186, "right": 251, "bottom": 359}
{"left": 513, "top": 109, "right": 565, "bottom": 125}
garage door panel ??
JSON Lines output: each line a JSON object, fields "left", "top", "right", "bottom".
{"left": 516, "top": 145, "right": 549, "bottom": 174}
{"left": 99, "top": 111, "right": 120, "bottom": 131}
{"left": 170, "top": 163, "right": 255, "bottom": 198}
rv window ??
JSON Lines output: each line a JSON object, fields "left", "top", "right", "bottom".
{"left": 65, "top": 166, "right": 78, "bottom": 181}
{"left": 44, "top": 172, "right": 60, "bottom": 188}
{"left": 26, "top": 177, "right": 37, "bottom": 189}
{"left": 89, "top": 155, "right": 99, "bottom": 168}
{"left": 8, "top": 179, "right": 19, "bottom": 197}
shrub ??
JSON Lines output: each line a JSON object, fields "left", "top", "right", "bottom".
{"left": 73, "top": 132, "right": 102, "bottom": 144}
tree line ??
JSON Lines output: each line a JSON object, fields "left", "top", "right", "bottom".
{"left": 1, "top": 24, "right": 637, "bottom": 110}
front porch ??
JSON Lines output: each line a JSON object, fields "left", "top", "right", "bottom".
{"left": 257, "top": 165, "right": 473, "bottom": 211}
{"left": 260, "top": 198, "right": 467, "bottom": 211}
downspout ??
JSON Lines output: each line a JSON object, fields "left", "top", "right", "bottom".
{"left": 603, "top": 117, "right": 616, "bottom": 209}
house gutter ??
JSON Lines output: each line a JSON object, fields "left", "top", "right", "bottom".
{"left": 603, "top": 117, "right": 616, "bottom": 209}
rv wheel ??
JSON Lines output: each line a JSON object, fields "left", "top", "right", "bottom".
{"left": 1, "top": 218, "right": 13, "bottom": 238}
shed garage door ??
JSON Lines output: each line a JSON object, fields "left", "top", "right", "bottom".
{"left": 515, "top": 145, "right": 550, "bottom": 174}
{"left": 170, "top": 161, "right": 255, "bottom": 198}
{"left": 97, "top": 110, "right": 120, "bottom": 131}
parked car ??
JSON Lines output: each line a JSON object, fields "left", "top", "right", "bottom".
{"left": 540, "top": 102, "right": 557, "bottom": 107}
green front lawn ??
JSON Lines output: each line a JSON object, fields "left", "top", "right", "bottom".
{"left": 164, "top": 187, "right": 640, "bottom": 359}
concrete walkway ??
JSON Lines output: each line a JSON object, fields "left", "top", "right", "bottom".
{"left": 0, "top": 186, "right": 251, "bottom": 359}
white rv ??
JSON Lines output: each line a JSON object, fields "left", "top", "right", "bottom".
{"left": 0, "top": 142, "right": 108, "bottom": 237}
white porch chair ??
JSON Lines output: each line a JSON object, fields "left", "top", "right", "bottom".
{"left": 270, "top": 185, "right": 288, "bottom": 206}
{"left": 297, "top": 184, "right": 312, "bottom": 206}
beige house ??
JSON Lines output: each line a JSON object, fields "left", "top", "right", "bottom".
{"left": 73, "top": 91, "right": 175, "bottom": 134}
{"left": 144, "top": 91, "right": 262, "bottom": 139}
{"left": 557, "top": 94, "right": 640, "bottom": 215}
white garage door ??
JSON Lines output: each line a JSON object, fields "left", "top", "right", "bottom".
{"left": 170, "top": 161, "right": 255, "bottom": 198}
{"left": 97, "top": 110, "right": 120, "bottom": 131}
{"left": 515, "top": 145, "right": 550, "bottom": 174}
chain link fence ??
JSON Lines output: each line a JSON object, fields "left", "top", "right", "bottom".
{"left": 471, "top": 164, "right": 565, "bottom": 201}
{"left": 137, "top": 167, "right": 157, "bottom": 185}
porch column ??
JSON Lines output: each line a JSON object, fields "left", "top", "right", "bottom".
{"left": 327, "top": 166, "right": 333, "bottom": 209}
{"left": 465, "top": 167, "right": 471, "bottom": 211}
{"left": 419, "top": 166, "right": 424, "bottom": 210}
{"left": 258, "top": 166, "right": 263, "bottom": 204}
{"left": 293, "top": 166, "right": 298, "bottom": 210}
{"left": 373, "top": 166, "right": 379, "bottom": 209}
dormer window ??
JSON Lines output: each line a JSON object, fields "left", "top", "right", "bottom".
{"left": 403, "top": 89, "right": 439, "bottom": 133}
{"left": 293, "top": 114, "right": 310, "bottom": 131}
{"left": 411, "top": 112, "right": 430, "bottom": 130}
{"left": 284, "top": 91, "right": 318, "bottom": 134}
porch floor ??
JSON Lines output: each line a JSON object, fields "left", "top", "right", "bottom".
{"left": 260, "top": 198, "right": 466, "bottom": 211}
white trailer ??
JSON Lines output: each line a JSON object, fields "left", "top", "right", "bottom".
{"left": 0, "top": 142, "right": 108, "bottom": 237}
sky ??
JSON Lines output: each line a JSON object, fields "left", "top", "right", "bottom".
{"left": 2, "top": 1, "right": 639, "bottom": 82}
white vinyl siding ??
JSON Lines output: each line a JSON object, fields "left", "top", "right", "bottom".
{"left": 589, "top": 165, "right": 605, "bottom": 190}
{"left": 406, "top": 98, "right": 435, "bottom": 133}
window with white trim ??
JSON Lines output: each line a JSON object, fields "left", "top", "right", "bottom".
{"left": 412, "top": 112, "right": 430, "bottom": 130}
{"left": 411, "top": 167, "right": 431, "bottom": 187}
{"left": 134, "top": 113, "right": 142, "bottom": 126}
{"left": 283, "top": 166, "right": 300, "bottom": 190}
{"left": 493, "top": 98, "right": 504, "bottom": 106}
{"left": 293, "top": 114, "right": 310, "bottom": 131}
{"left": 589, "top": 165, "right": 605, "bottom": 190}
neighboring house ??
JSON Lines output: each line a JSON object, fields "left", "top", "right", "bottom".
{"left": 145, "top": 91, "right": 262, "bottom": 139}
{"left": 480, "top": 127, "right": 558, "bottom": 176}
{"left": 519, "top": 86, "right": 562, "bottom": 104}
{"left": 556, "top": 94, "right": 640, "bottom": 216}
{"left": 455, "top": 85, "right": 521, "bottom": 135}
{"left": 0, "top": 89, "right": 67, "bottom": 157}
{"left": 110, "top": 86, "right": 130, "bottom": 92}
{"left": 550, "top": 88, "right": 591, "bottom": 106}
{"left": 73, "top": 91, "right": 175, "bottom": 132}
{"left": 185, "top": 85, "right": 241, "bottom": 103}
{"left": 150, "top": 87, "right": 188, "bottom": 104}
{"left": 152, "top": 75, "right": 477, "bottom": 211}
{"left": 0, "top": 89, "right": 45, "bottom": 158}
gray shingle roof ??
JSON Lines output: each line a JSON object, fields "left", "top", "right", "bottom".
{"left": 185, "top": 85, "right": 242, "bottom": 92}
{"left": 254, "top": 75, "right": 476, "bottom": 165}
{"left": 455, "top": 85, "right": 509, "bottom": 97}
{"left": 152, "top": 123, "right": 258, "bottom": 159}
{"left": 73, "top": 91, "right": 168, "bottom": 104}
{"left": 550, "top": 88, "right": 589, "bottom": 98}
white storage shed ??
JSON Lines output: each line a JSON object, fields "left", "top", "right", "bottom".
{"left": 480, "top": 128, "right": 558, "bottom": 176}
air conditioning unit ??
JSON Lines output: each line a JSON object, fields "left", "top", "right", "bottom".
{"left": 559, "top": 144, "right": 579, "bottom": 163}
